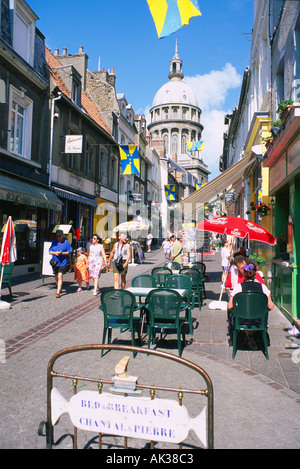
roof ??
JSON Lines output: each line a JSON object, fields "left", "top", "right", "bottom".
{"left": 45, "top": 47, "right": 111, "bottom": 136}
{"left": 152, "top": 79, "right": 199, "bottom": 108}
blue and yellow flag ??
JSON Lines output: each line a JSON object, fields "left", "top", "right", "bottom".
{"left": 165, "top": 184, "right": 176, "bottom": 200}
{"left": 147, "top": 0, "right": 201, "bottom": 38}
{"left": 186, "top": 140, "right": 204, "bottom": 152}
{"left": 119, "top": 145, "right": 140, "bottom": 175}
{"left": 196, "top": 182, "right": 207, "bottom": 190}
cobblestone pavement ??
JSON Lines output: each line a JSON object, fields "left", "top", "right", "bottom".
{"left": 0, "top": 248, "right": 300, "bottom": 449}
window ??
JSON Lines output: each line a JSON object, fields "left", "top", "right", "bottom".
{"left": 9, "top": 86, "right": 32, "bottom": 158}
{"left": 172, "top": 107, "right": 178, "bottom": 119}
{"left": 276, "top": 57, "right": 285, "bottom": 106}
{"left": 13, "top": 2, "right": 36, "bottom": 66}
{"left": 163, "top": 133, "right": 169, "bottom": 153}
{"left": 85, "top": 139, "right": 95, "bottom": 178}
{"left": 72, "top": 80, "right": 81, "bottom": 106}
{"left": 100, "top": 150, "right": 108, "bottom": 186}
{"left": 181, "top": 134, "right": 187, "bottom": 154}
{"left": 171, "top": 134, "right": 178, "bottom": 154}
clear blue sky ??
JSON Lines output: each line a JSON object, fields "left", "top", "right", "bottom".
{"left": 28, "top": 0, "right": 254, "bottom": 179}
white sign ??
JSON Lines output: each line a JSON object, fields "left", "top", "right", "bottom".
{"left": 65, "top": 135, "right": 83, "bottom": 153}
{"left": 51, "top": 389, "right": 207, "bottom": 447}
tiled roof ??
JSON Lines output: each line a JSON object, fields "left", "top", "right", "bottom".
{"left": 45, "top": 47, "right": 112, "bottom": 136}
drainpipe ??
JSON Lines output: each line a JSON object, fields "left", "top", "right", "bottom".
{"left": 49, "top": 92, "right": 62, "bottom": 187}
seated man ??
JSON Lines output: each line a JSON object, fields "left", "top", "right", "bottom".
{"left": 228, "top": 262, "right": 273, "bottom": 350}
{"left": 225, "top": 254, "right": 265, "bottom": 297}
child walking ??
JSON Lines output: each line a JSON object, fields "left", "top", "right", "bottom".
{"left": 74, "top": 247, "right": 91, "bottom": 291}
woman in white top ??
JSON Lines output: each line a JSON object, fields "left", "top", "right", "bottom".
{"left": 108, "top": 233, "right": 131, "bottom": 289}
{"left": 87, "top": 234, "right": 107, "bottom": 295}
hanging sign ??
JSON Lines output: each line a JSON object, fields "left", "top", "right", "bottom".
{"left": 65, "top": 135, "right": 83, "bottom": 153}
{"left": 51, "top": 388, "right": 207, "bottom": 447}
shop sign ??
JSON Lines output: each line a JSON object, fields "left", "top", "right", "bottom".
{"left": 0, "top": 190, "right": 59, "bottom": 210}
{"left": 269, "top": 153, "right": 287, "bottom": 192}
{"left": 51, "top": 388, "right": 207, "bottom": 446}
{"left": 287, "top": 136, "right": 300, "bottom": 177}
{"left": 65, "top": 135, "right": 83, "bottom": 153}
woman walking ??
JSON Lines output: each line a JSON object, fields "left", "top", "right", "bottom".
{"left": 107, "top": 233, "right": 131, "bottom": 289}
{"left": 87, "top": 235, "right": 107, "bottom": 295}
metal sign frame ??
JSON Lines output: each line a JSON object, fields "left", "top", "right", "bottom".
{"left": 39, "top": 344, "right": 214, "bottom": 449}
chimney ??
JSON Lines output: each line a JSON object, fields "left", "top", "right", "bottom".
{"left": 62, "top": 47, "right": 68, "bottom": 55}
{"left": 54, "top": 49, "right": 59, "bottom": 56}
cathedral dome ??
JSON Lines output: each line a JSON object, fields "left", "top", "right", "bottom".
{"left": 152, "top": 79, "right": 198, "bottom": 108}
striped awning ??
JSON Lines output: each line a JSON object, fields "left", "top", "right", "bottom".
{"left": 179, "top": 153, "right": 255, "bottom": 209}
{"left": 53, "top": 187, "right": 98, "bottom": 207}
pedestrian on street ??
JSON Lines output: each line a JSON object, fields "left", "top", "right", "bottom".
{"left": 147, "top": 233, "right": 153, "bottom": 252}
{"left": 108, "top": 233, "right": 131, "bottom": 289}
{"left": 74, "top": 247, "right": 90, "bottom": 291}
{"left": 49, "top": 229, "right": 72, "bottom": 298}
{"left": 170, "top": 235, "right": 183, "bottom": 266}
{"left": 221, "top": 242, "right": 231, "bottom": 283}
{"left": 87, "top": 235, "right": 107, "bottom": 296}
{"left": 160, "top": 237, "right": 171, "bottom": 259}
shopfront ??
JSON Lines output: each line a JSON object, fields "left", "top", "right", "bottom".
{"left": 0, "top": 173, "right": 62, "bottom": 275}
{"left": 53, "top": 187, "right": 97, "bottom": 248}
{"left": 264, "top": 104, "right": 300, "bottom": 325}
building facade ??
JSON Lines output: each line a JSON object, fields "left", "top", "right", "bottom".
{"left": 0, "top": 0, "right": 62, "bottom": 276}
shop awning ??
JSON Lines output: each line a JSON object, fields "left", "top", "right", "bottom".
{"left": 0, "top": 174, "right": 62, "bottom": 211}
{"left": 53, "top": 187, "right": 98, "bottom": 207}
{"left": 178, "top": 153, "right": 256, "bottom": 209}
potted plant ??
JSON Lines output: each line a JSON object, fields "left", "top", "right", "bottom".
{"left": 276, "top": 233, "right": 289, "bottom": 260}
{"left": 276, "top": 100, "right": 294, "bottom": 122}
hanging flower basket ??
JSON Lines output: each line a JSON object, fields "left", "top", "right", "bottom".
{"left": 255, "top": 202, "right": 271, "bottom": 216}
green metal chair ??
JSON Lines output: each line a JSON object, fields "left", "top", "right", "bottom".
{"left": 131, "top": 274, "right": 157, "bottom": 314}
{"left": 131, "top": 274, "right": 157, "bottom": 288}
{"left": 179, "top": 267, "right": 203, "bottom": 307}
{"left": 191, "top": 262, "right": 207, "bottom": 299}
{"left": 0, "top": 263, "right": 14, "bottom": 296}
{"left": 99, "top": 289, "right": 141, "bottom": 357}
{"left": 145, "top": 288, "right": 186, "bottom": 357}
{"left": 165, "top": 274, "right": 195, "bottom": 336}
{"left": 163, "top": 261, "right": 181, "bottom": 271}
{"left": 151, "top": 267, "right": 172, "bottom": 287}
{"left": 231, "top": 291, "right": 269, "bottom": 360}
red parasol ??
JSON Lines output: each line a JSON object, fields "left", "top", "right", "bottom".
{"left": 197, "top": 216, "right": 276, "bottom": 246}
{"left": 0, "top": 216, "right": 17, "bottom": 265}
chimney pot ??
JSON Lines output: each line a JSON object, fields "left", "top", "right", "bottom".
{"left": 62, "top": 47, "right": 67, "bottom": 55}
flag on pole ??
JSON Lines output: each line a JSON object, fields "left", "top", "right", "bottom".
{"left": 119, "top": 145, "right": 140, "bottom": 175}
{"left": 196, "top": 182, "right": 207, "bottom": 190}
{"left": 0, "top": 217, "right": 17, "bottom": 265}
{"left": 186, "top": 140, "right": 204, "bottom": 152}
{"left": 165, "top": 184, "right": 176, "bottom": 200}
{"left": 147, "top": 0, "right": 202, "bottom": 38}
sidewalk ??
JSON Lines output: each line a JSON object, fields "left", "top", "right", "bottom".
{"left": 0, "top": 248, "right": 299, "bottom": 449}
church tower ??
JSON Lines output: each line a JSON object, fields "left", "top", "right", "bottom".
{"left": 148, "top": 42, "right": 209, "bottom": 185}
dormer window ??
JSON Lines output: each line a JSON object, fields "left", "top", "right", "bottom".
{"left": 72, "top": 79, "right": 81, "bottom": 106}
{"left": 13, "top": 0, "right": 37, "bottom": 66}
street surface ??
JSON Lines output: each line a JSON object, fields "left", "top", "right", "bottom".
{"left": 0, "top": 248, "right": 299, "bottom": 449}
